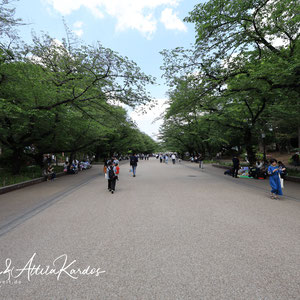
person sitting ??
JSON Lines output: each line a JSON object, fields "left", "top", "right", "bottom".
{"left": 43, "top": 168, "right": 49, "bottom": 180}
{"left": 249, "top": 166, "right": 259, "bottom": 179}
{"left": 63, "top": 161, "right": 68, "bottom": 173}
{"left": 256, "top": 160, "right": 263, "bottom": 169}
{"left": 47, "top": 165, "right": 56, "bottom": 181}
{"left": 224, "top": 168, "right": 234, "bottom": 176}
{"left": 67, "top": 162, "right": 76, "bottom": 174}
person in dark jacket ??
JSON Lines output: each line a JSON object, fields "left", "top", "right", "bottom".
{"left": 278, "top": 161, "right": 287, "bottom": 179}
{"left": 232, "top": 156, "right": 240, "bottom": 178}
{"left": 107, "top": 161, "right": 119, "bottom": 194}
{"left": 130, "top": 154, "right": 138, "bottom": 177}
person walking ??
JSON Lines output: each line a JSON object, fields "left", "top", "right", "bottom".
{"left": 107, "top": 161, "right": 119, "bottom": 194}
{"left": 165, "top": 154, "right": 169, "bottom": 164}
{"left": 130, "top": 153, "right": 138, "bottom": 177}
{"left": 278, "top": 161, "right": 287, "bottom": 179}
{"left": 199, "top": 154, "right": 204, "bottom": 169}
{"left": 267, "top": 159, "right": 285, "bottom": 199}
{"left": 171, "top": 153, "right": 176, "bottom": 164}
{"left": 232, "top": 156, "right": 240, "bottom": 178}
{"left": 103, "top": 158, "right": 108, "bottom": 176}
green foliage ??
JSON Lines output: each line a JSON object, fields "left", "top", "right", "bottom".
{"left": 0, "top": 7, "right": 157, "bottom": 174}
{"left": 160, "top": 0, "right": 300, "bottom": 163}
{"left": 0, "top": 165, "right": 64, "bottom": 187}
{"left": 286, "top": 168, "right": 300, "bottom": 178}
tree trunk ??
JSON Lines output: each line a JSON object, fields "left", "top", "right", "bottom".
{"left": 95, "top": 146, "right": 102, "bottom": 162}
{"left": 33, "top": 153, "right": 45, "bottom": 169}
{"left": 70, "top": 152, "right": 75, "bottom": 162}
{"left": 298, "top": 126, "right": 300, "bottom": 148}
{"left": 244, "top": 128, "right": 256, "bottom": 166}
{"left": 11, "top": 148, "right": 24, "bottom": 175}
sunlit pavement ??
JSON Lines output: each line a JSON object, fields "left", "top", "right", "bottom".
{"left": 0, "top": 158, "right": 299, "bottom": 299}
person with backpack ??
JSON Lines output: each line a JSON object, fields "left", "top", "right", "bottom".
{"left": 107, "top": 161, "right": 119, "bottom": 194}
{"left": 130, "top": 153, "right": 138, "bottom": 177}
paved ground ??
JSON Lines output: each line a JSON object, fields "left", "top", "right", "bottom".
{"left": 0, "top": 159, "right": 299, "bottom": 299}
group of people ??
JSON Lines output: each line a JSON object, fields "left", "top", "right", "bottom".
{"left": 228, "top": 156, "right": 287, "bottom": 199}
{"left": 139, "top": 154, "right": 150, "bottom": 160}
{"left": 103, "top": 154, "right": 139, "bottom": 194}
{"left": 157, "top": 153, "right": 178, "bottom": 165}
{"left": 189, "top": 155, "right": 204, "bottom": 169}
{"left": 43, "top": 154, "right": 93, "bottom": 181}
{"left": 63, "top": 160, "right": 92, "bottom": 175}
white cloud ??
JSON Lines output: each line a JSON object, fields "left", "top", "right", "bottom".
{"left": 74, "top": 29, "right": 84, "bottom": 37}
{"left": 45, "top": 0, "right": 84, "bottom": 15}
{"left": 45, "top": 0, "right": 185, "bottom": 38}
{"left": 160, "top": 8, "right": 187, "bottom": 32}
{"left": 130, "top": 98, "right": 168, "bottom": 139}
{"left": 72, "top": 21, "right": 84, "bottom": 37}
{"left": 73, "top": 21, "right": 83, "bottom": 28}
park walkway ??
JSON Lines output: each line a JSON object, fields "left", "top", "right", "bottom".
{"left": 0, "top": 158, "right": 299, "bottom": 299}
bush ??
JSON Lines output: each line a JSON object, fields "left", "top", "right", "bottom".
{"left": 0, "top": 165, "right": 64, "bottom": 187}
{"left": 286, "top": 168, "right": 300, "bottom": 178}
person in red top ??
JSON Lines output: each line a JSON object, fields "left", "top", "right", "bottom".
{"left": 115, "top": 162, "right": 120, "bottom": 178}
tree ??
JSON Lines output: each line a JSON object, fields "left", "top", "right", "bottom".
{"left": 0, "top": 29, "right": 156, "bottom": 173}
{"left": 160, "top": 0, "right": 300, "bottom": 164}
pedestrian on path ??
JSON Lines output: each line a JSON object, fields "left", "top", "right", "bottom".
{"left": 171, "top": 153, "right": 176, "bottom": 164}
{"left": 267, "top": 159, "right": 285, "bottom": 199}
{"left": 199, "top": 154, "right": 204, "bottom": 169}
{"left": 232, "top": 156, "right": 240, "bottom": 178}
{"left": 130, "top": 153, "right": 138, "bottom": 177}
{"left": 107, "top": 161, "right": 119, "bottom": 194}
{"left": 103, "top": 158, "right": 108, "bottom": 175}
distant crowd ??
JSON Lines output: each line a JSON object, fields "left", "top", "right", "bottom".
{"left": 156, "top": 153, "right": 181, "bottom": 165}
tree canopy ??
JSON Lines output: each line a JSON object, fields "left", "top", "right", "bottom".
{"left": 0, "top": 2, "right": 158, "bottom": 173}
{"left": 160, "top": 0, "right": 300, "bottom": 163}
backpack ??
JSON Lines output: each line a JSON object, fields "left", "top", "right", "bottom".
{"left": 130, "top": 156, "right": 136, "bottom": 165}
{"left": 108, "top": 166, "right": 115, "bottom": 179}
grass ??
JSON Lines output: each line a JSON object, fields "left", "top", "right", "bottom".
{"left": 0, "top": 165, "right": 64, "bottom": 187}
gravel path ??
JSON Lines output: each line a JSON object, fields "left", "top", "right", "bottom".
{"left": 0, "top": 159, "right": 299, "bottom": 299}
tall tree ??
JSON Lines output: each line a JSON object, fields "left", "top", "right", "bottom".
{"left": 160, "top": 0, "right": 300, "bottom": 163}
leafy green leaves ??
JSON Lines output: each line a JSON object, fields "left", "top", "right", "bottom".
{"left": 160, "top": 0, "right": 300, "bottom": 162}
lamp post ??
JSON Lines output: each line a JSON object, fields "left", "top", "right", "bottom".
{"left": 261, "top": 133, "right": 266, "bottom": 165}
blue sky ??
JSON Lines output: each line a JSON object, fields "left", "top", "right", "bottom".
{"left": 14, "top": 0, "right": 204, "bottom": 139}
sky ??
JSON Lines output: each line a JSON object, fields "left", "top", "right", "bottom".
{"left": 14, "top": 0, "right": 204, "bottom": 140}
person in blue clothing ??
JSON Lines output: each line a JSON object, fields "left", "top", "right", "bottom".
{"left": 267, "top": 159, "right": 285, "bottom": 199}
